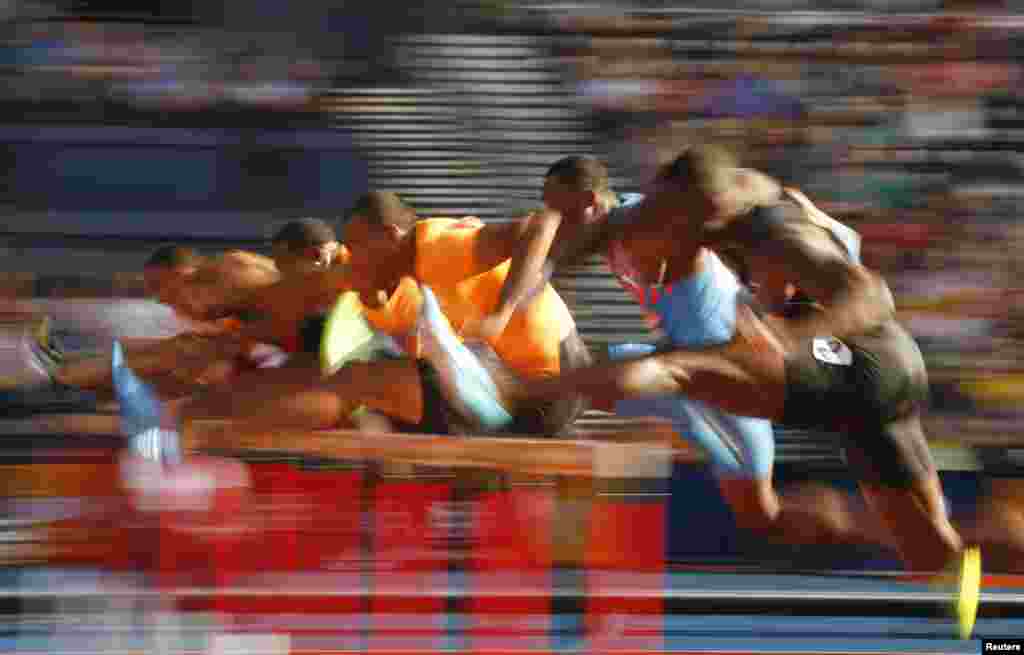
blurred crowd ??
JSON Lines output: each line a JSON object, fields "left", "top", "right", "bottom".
{"left": 0, "top": 18, "right": 329, "bottom": 113}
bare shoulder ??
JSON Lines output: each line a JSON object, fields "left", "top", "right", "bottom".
{"left": 211, "top": 250, "right": 280, "bottom": 286}
{"left": 767, "top": 208, "right": 846, "bottom": 266}
{"left": 218, "top": 249, "right": 276, "bottom": 271}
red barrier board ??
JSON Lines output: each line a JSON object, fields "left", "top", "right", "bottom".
{"left": 367, "top": 468, "right": 453, "bottom": 652}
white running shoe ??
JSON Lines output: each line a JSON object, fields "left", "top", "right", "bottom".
{"left": 111, "top": 340, "right": 181, "bottom": 465}
{"left": 415, "top": 285, "right": 513, "bottom": 431}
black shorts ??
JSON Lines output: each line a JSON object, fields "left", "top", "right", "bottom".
{"left": 509, "top": 328, "right": 592, "bottom": 436}
{"left": 398, "top": 330, "right": 592, "bottom": 437}
{"left": 781, "top": 320, "right": 936, "bottom": 488}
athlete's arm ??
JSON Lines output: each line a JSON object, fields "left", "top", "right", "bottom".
{"left": 464, "top": 209, "right": 556, "bottom": 271}
{"left": 766, "top": 223, "right": 894, "bottom": 340}
{"left": 463, "top": 207, "right": 618, "bottom": 340}
{"left": 478, "top": 210, "right": 564, "bottom": 331}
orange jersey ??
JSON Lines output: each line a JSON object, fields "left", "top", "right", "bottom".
{"left": 363, "top": 218, "right": 575, "bottom": 379}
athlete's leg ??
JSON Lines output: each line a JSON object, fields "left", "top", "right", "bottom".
{"left": 717, "top": 473, "right": 893, "bottom": 548}
{"left": 945, "top": 446, "right": 1024, "bottom": 572}
{"left": 706, "top": 405, "right": 890, "bottom": 546}
{"left": 851, "top": 413, "right": 962, "bottom": 571}
{"left": 861, "top": 476, "right": 961, "bottom": 571}
{"left": 575, "top": 326, "right": 901, "bottom": 550}
{"left": 664, "top": 401, "right": 885, "bottom": 545}
{"left": 605, "top": 346, "right": 791, "bottom": 538}
{"left": 55, "top": 334, "right": 240, "bottom": 390}
{"left": 525, "top": 305, "right": 788, "bottom": 420}
{"left": 958, "top": 481, "right": 1024, "bottom": 573}
{"left": 179, "top": 358, "right": 425, "bottom": 430}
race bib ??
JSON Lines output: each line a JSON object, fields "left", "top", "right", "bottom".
{"left": 812, "top": 337, "right": 853, "bottom": 366}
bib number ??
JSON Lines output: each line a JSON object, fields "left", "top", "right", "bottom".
{"left": 812, "top": 337, "right": 853, "bottom": 366}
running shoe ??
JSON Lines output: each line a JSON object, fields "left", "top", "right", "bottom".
{"left": 415, "top": 285, "right": 513, "bottom": 431}
{"left": 18, "top": 315, "right": 62, "bottom": 385}
{"left": 0, "top": 317, "right": 96, "bottom": 416}
{"left": 953, "top": 546, "right": 982, "bottom": 640}
{"left": 319, "top": 291, "right": 377, "bottom": 377}
{"left": 111, "top": 340, "right": 181, "bottom": 465}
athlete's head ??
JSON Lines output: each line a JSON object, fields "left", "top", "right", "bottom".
{"left": 271, "top": 218, "right": 340, "bottom": 276}
{"left": 655, "top": 143, "right": 740, "bottom": 226}
{"left": 342, "top": 191, "right": 418, "bottom": 293}
{"left": 542, "top": 155, "right": 617, "bottom": 222}
{"left": 143, "top": 245, "right": 202, "bottom": 307}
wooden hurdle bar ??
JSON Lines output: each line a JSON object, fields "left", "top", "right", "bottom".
{"left": 180, "top": 418, "right": 682, "bottom": 478}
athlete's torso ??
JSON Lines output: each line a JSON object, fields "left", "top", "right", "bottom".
{"left": 604, "top": 193, "right": 741, "bottom": 340}
{"left": 365, "top": 218, "right": 576, "bottom": 379}
{"left": 702, "top": 189, "right": 915, "bottom": 358}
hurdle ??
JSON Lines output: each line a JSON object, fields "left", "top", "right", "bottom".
{"left": 3, "top": 416, "right": 1024, "bottom": 653}
{"left": 180, "top": 419, "right": 678, "bottom": 478}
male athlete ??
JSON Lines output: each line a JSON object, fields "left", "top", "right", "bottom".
{"left": 32, "top": 244, "right": 279, "bottom": 399}
{"left": 20, "top": 219, "right": 342, "bottom": 401}
{"left": 0, "top": 240, "right": 272, "bottom": 415}
{"left": 114, "top": 219, "right": 383, "bottom": 463}
{"left": 507, "top": 146, "right": 974, "bottom": 579}
{"left": 173, "top": 191, "right": 590, "bottom": 437}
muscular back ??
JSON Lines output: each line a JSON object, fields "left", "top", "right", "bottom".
{"left": 703, "top": 184, "right": 894, "bottom": 339}
{"left": 207, "top": 250, "right": 280, "bottom": 293}
{"left": 176, "top": 250, "right": 281, "bottom": 321}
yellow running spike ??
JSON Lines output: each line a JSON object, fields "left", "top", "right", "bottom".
{"left": 32, "top": 316, "right": 50, "bottom": 350}
{"left": 319, "top": 291, "right": 376, "bottom": 377}
{"left": 955, "top": 546, "right": 982, "bottom": 640}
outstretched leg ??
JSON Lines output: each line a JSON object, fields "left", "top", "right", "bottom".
{"left": 603, "top": 332, "right": 884, "bottom": 547}
{"left": 861, "top": 475, "right": 962, "bottom": 572}
{"left": 717, "top": 475, "right": 892, "bottom": 549}
{"left": 525, "top": 305, "right": 788, "bottom": 421}
{"left": 954, "top": 479, "right": 1024, "bottom": 573}
{"left": 847, "top": 413, "right": 963, "bottom": 572}
{"left": 179, "top": 358, "right": 425, "bottom": 430}
{"left": 56, "top": 334, "right": 242, "bottom": 391}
